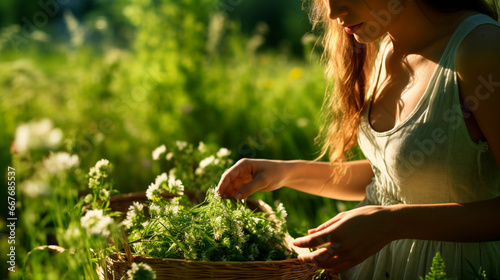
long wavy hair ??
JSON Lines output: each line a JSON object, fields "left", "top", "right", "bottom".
{"left": 307, "top": 0, "right": 499, "bottom": 163}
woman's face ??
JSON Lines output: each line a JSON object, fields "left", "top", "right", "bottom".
{"left": 323, "top": 0, "right": 407, "bottom": 43}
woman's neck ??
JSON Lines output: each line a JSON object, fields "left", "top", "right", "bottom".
{"left": 387, "top": 1, "right": 477, "bottom": 56}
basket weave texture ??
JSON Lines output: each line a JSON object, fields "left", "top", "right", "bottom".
{"left": 98, "top": 192, "right": 319, "bottom": 280}
{"left": 103, "top": 253, "right": 318, "bottom": 280}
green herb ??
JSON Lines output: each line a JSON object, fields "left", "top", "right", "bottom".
{"left": 420, "top": 252, "right": 453, "bottom": 280}
{"left": 124, "top": 187, "right": 295, "bottom": 261}
{"left": 127, "top": 263, "right": 156, "bottom": 280}
{"left": 151, "top": 142, "right": 234, "bottom": 193}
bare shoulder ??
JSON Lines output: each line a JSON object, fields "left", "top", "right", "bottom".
{"left": 457, "top": 21, "right": 500, "bottom": 77}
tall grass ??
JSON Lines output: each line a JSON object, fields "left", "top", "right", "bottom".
{"left": 0, "top": 1, "right": 358, "bottom": 278}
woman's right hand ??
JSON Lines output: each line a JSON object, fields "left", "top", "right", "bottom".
{"left": 217, "top": 158, "right": 288, "bottom": 199}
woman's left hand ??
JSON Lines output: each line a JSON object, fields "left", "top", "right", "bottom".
{"left": 292, "top": 205, "right": 398, "bottom": 273}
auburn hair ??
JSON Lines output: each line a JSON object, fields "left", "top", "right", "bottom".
{"left": 307, "top": 0, "right": 376, "bottom": 162}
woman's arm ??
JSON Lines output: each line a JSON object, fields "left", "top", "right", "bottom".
{"left": 279, "top": 159, "right": 373, "bottom": 201}
{"left": 217, "top": 158, "right": 374, "bottom": 201}
{"left": 293, "top": 197, "right": 500, "bottom": 272}
{"left": 456, "top": 23, "right": 500, "bottom": 167}
{"left": 394, "top": 197, "right": 500, "bottom": 242}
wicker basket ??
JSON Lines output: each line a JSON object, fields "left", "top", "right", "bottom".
{"left": 97, "top": 192, "right": 320, "bottom": 280}
{"left": 100, "top": 252, "right": 318, "bottom": 280}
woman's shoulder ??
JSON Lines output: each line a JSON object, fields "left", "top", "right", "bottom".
{"left": 456, "top": 17, "right": 500, "bottom": 74}
{"left": 455, "top": 16, "right": 500, "bottom": 168}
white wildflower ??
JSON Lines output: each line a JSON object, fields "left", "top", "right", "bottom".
{"left": 199, "top": 155, "right": 215, "bottom": 169}
{"left": 176, "top": 140, "right": 187, "bottom": 151}
{"left": 94, "top": 17, "right": 108, "bottom": 30}
{"left": 43, "top": 152, "right": 79, "bottom": 173}
{"left": 94, "top": 132, "right": 104, "bottom": 143}
{"left": 99, "top": 189, "right": 110, "bottom": 201}
{"left": 130, "top": 201, "right": 144, "bottom": 213}
{"left": 89, "top": 159, "right": 110, "bottom": 177}
{"left": 168, "top": 177, "right": 184, "bottom": 195}
{"left": 195, "top": 167, "right": 203, "bottom": 175}
{"left": 152, "top": 145, "right": 166, "bottom": 160}
{"left": 165, "top": 152, "right": 174, "bottom": 160}
{"left": 276, "top": 202, "right": 288, "bottom": 220}
{"left": 168, "top": 168, "right": 176, "bottom": 178}
{"left": 21, "top": 179, "right": 50, "bottom": 198}
{"left": 169, "top": 197, "right": 180, "bottom": 206}
{"left": 122, "top": 218, "right": 133, "bottom": 229}
{"left": 165, "top": 204, "right": 179, "bottom": 215}
{"left": 147, "top": 172, "right": 183, "bottom": 201}
{"left": 263, "top": 225, "right": 274, "bottom": 238}
{"left": 216, "top": 148, "right": 231, "bottom": 158}
{"left": 14, "top": 119, "right": 63, "bottom": 154}
{"left": 127, "top": 262, "right": 156, "bottom": 280}
{"left": 197, "top": 141, "right": 206, "bottom": 153}
{"left": 88, "top": 177, "right": 100, "bottom": 190}
{"left": 213, "top": 216, "right": 225, "bottom": 240}
{"left": 146, "top": 182, "right": 160, "bottom": 201}
{"left": 95, "top": 159, "right": 110, "bottom": 172}
{"left": 154, "top": 173, "right": 168, "bottom": 187}
{"left": 148, "top": 203, "right": 162, "bottom": 217}
{"left": 80, "top": 209, "right": 113, "bottom": 237}
{"left": 296, "top": 118, "right": 309, "bottom": 128}
{"left": 88, "top": 159, "right": 111, "bottom": 189}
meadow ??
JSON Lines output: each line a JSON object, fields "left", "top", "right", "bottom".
{"left": 0, "top": 1, "right": 360, "bottom": 278}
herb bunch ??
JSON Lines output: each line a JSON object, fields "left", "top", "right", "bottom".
{"left": 124, "top": 187, "right": 295, "bottom": 262}
{"left": 151, "top": 141, "right": 233, "bottom": 192}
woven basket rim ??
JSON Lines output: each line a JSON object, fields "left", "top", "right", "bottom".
{"left": 102, "top": 252, "right": 320, "bottom": 280}
{"left": 110, "top": 252, "right": 311, "bottom": 265}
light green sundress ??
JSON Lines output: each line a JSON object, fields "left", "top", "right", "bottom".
{"left": 347, "top": 14, "right": 500, "bottom": 280}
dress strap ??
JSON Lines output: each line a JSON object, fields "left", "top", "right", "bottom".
{"left": 441, "top": 14, "right": 499, "bottom": 65}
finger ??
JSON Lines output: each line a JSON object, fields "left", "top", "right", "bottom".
{"left": 293, "top": 232, "right": 338, "bottom": 248}
{"left": 298, "top": 246, "right": 348, "bottom": 270}
{"left": 324, "top": 260, "right": 355, "bottom": 273}
{"left": 217, "top": 170, "right": 235, "bottom": 197}
{"left": 234, "top": 173, "right": 266, "bottom": 199}
{"left": 223, "top": 175, "right": 254, "bottom": 197}
{"left": 297, "top": 244, "right": 341, "bottom": 265}
{"left": 217, "top": 163, "right": 250, "bottom": 197}
{"left": 297, "top": 247, "right": 332, "bottom": 264}
{"left": 307, "top": 228, "right": 317, "bottom": 235}
{"left": 217, "top": 176, "right": 239, "bottom": 198}
{"left": 309, "top": 216, "right": 342, "bottom": 234}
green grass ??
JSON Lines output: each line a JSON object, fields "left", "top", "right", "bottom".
{"left": 0, "top": 1, "right": 348, "bottom": 278}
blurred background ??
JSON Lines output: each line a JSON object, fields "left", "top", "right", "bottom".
{"left": 1, "top": 0, "right": 356, "bottom": 239}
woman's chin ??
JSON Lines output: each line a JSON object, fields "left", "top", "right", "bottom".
{"left": 353, "top": 33, "right": 381, "bottom": 44}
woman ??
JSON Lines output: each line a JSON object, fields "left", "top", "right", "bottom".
{"left": 218, "top": 0, "right": 500, "bottom": 278}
